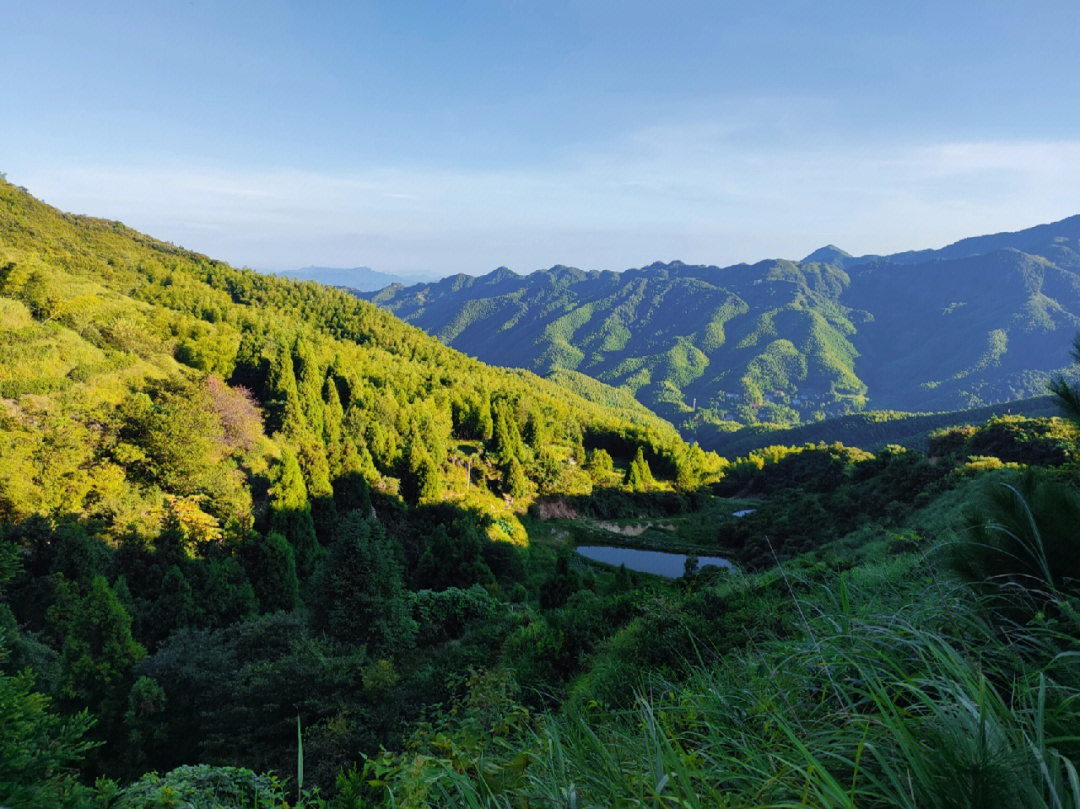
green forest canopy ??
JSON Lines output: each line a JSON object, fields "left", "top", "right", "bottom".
{"left": 3, "top": 180, "right": 1080, "bottom": 809}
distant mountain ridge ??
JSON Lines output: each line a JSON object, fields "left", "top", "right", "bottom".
{"left": 363, "top": 215, "right": 1080, "bottom": 449}
{"left": 802, "top": 214, "right": 1080, "bottom": 270}
{"left": 279, "top": 265, "right": 410, "bottom": 291}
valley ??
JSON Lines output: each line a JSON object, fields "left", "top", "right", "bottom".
{"left": 2, "top": 182, "right": 1079, "bottom": 809}
{"left": 8, "top": 5, "right": 1080, "bottom": 807}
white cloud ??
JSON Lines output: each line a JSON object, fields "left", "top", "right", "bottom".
{"left": 901, "top": 140, "right": 1080, "bottom": 176}
{"left": 15, "top": 133, "right": 1080, "bottom": 276}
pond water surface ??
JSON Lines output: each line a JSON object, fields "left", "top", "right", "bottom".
{"left": 576, "top": 545, "right": 733, "bottom": 578}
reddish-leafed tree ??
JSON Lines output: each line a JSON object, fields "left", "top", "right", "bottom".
{"left": 204, "top": 376, "right": 263, "bottom": 455}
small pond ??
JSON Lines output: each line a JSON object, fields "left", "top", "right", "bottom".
{"left": 575, "top": 545, "right": 733, "bottom": 578}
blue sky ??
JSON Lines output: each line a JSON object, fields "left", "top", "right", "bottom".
{"left": 4, "top": 1, "right": 1080, "bottom": 276}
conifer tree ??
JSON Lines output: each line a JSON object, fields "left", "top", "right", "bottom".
{"left": 587, "top": 447, "right": 614, "bottom": 476}
{"left": 195, "top": 557, "right": 258, "bottom": 628}
{"left": 302, "top": 444, "right": 338, "bottom": 544}
{"left": 612, "top": 562, "right": 632, "bottom": 593}
{"left": 675, "top": 445, "right": 702, "bottom": 492}
{"left": 624, "top": 447, "right": 653, "bottom": 492}
{"left": 503, "top": 455, "right": 529, "bottom": 499}
{"left": 401, "top": 442, "right": 440, "bottom": 506}
{"left": 492, "top": 406, "right": 511, "bottom": 457}
{"left": 322, "top": 376, "right": 345, "bottom": 476}
{"left": 356, "top": 438, "right": 378, "bottom": 478}
{"left": 146, "top": 565, "right": 196, "bottom": 646}
{"left": 230, "top": 330, "right": 269, "bottom": 395}
{"left": 1051, "top": 334, "right": 1080, "bottom": 430}
{"left": 0, "top": 541, "right": 95, "bottom": 806}
{"left": 524, "top": 411, "right": 549, "bottom": 452}
{"left": 265, "top": 342, "right": 305, "bottom": 436}
{"left": 312, "top": 514, "right": 417, "bottom": 653}
{"left": 366, "top": 420, "right": 399, "bottom": 470}
{"left": 492, "top": 402, "right": 524, "bottom": 462}
{"left": 51, "top": 576, "right": 145, "bottom": 766}
{"left": 476, "top": 394, "right": 494, "bottom": 440}
{"left": 639, "top": 448, "right": 655, "bottom": 487}
{"left": 294, "top": 337, "right": 325, "bottom": 438}
{"left": 269, "top": 447, "right": 319, "bottom": 578}
{"left": 332, "top": 460, "right": 372, "bottom": 515}
{"left": 570, "top": 429, "right": 586, "bottom": 466}
{"left": 539, "top": 554, "right": 581, "bottom": 609}
{"left": 241, "top": 531, "right": 299, "bottom": 613}
{"left": 0, "top": 645, "right": 95, "bottom": 807}
{"left": 416, "top": 522, "right": 494, "bottom": 591}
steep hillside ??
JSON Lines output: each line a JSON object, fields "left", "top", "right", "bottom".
{"left": 0, "top": 178, "right": 715, "bottom": 551}
{"left": 365, "top": 216, "right": 1080, "bottom": 447}
{"left": 0, "top": 180, "right": 728, "bottom": 794}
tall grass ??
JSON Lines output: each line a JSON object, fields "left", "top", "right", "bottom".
{"left": 949, "top": 469, "right": 1080, "bottom": 595}
{"left": 417, "top": 560, "right": 1080, "bottom": 808}
{"left": 370, "top": 476, "right": 1080, "bottom": 808}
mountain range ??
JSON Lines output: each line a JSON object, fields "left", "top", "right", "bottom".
{"left": 363, "top": 216, "right": 1080, "bottom": 449}
{"left": 277, "top": 265, "right": 411, "bottom": 291}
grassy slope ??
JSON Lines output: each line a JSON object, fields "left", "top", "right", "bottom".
{"left": 361, "top": 420, "right": 1080, "bottom": 809}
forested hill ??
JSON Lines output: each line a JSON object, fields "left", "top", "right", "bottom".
{"left": 0, "top": 179, "right": 730, "bottom": 801}
{"left": 706, "top": 394, "right": 1061, "bottom": 458}
{"left": 0, "top": 176, "right": 715, "bottom": 550}
{"left": 364, "top": 215, "right": 1080, "bottom": 448}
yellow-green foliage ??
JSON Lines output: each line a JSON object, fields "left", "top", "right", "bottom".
{"left": 0, "top": 181, "right": 711, "bottom": 539}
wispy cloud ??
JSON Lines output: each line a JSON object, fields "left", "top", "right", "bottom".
{"left": 900, "top": 140, "right": 1080, "bottom": 176}
{"left": 17, "top": 132, "right": 1080, "bottom": 275}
